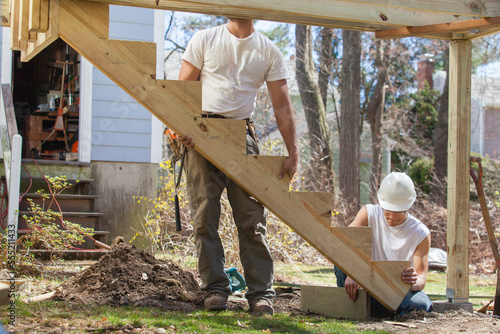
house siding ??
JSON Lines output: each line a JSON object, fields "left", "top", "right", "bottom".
{"left": 0, "top": 27, "right": 10, "bottom": 84}
{"left": 90, "top": 6, "right": 160, "bottom": 163}
{"left": 0, "top": 29, "right": 3, "bottom": 74}
{"left": 484, "top": 107, "right": 500, "bottom": 159}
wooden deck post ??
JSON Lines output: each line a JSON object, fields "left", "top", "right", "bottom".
{"left": 446, "top": 38, "right": 471, "bottom": 303}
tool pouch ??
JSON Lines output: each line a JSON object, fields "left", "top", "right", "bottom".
{"left": 246, "top": 119, "right": 259, "bottom": 144}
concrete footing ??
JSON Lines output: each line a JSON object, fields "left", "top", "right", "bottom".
{"left": 432, "top": 300, "right": 473, "bottom": 313}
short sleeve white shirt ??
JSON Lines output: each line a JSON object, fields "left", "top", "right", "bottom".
{"left": 182, "top": 24, "right": 290, "bottom": 119}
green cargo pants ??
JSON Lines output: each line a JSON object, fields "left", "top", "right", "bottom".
{"left": 185, "top": 132, "right": 275, "bottom": 305}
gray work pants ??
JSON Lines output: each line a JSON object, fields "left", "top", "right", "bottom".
{"left": 185, "top": 133, "right": 275, "bottom": 304}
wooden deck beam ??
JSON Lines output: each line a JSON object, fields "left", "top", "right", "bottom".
{"left": 84, "top": 0, "right": 490, "bottom": 32}
{"left": 376, "top": 17, "right": 500, "bottom": 40}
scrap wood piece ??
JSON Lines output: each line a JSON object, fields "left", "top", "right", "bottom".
{"left": 477, "top": 298, "right": 494, "bottom": 313}
{"left": 23, "top": 291, "right": 55, "bottom": 303}
{"left": 383, "top": 321, "right": 417, "bottom": 328}
{"left": 300, "top": 286, "right": 369, "bottom": 321}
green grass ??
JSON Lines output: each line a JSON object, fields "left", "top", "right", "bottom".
{"left": 9, "top": 300, "right": 388, "bottom": 334}
{"left": 275, "top": 262, "right": 337, "bottom": 287}
{"left": 4, "top": 260, "right": 496, "bottom": 332}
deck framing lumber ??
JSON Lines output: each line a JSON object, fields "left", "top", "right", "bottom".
{"left": 446, "top": 39, "right": 472, "bottom": 303}
{"left": 56, "top": 0, "right": 410, "bottom": 310}
{"left": 20, "top": 0, "right": 59, "bottom": 62}
{"left": 1, "top": 0, "right": 10, "bottom": 27}
{"left": 376, "top": 17, "right": 500, "bottom": 40}
{"left": 83, "top": 0, "right": 497, "bottom": 35}
{"left": 29, "top": 0, "right": 41, "bottom": 32}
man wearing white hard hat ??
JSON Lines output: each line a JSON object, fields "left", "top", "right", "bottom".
{"left": 334, "top": 172, "right": 433, "bottom": 317}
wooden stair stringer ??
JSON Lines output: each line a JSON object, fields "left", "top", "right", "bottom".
{"left": 330, "top": 226, "right": 372, "bottom": 259}
{"left": 56, "top": 0, "right": 410, "bottom": 310}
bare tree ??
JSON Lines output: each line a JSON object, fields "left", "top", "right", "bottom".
{"left": 339, "top": 30, "right": 361, "bottom": 216}
{"left": 432, "top": 46, "right": 449, "bottom": 206}
{"left": 295, "top": 25, "right": 335, "bottom": 192}
{"left": 318, "top": 28, "right": 334, "bottom": 109}
{"left": 365, "top": 40, "right": 389, "bottom": 203}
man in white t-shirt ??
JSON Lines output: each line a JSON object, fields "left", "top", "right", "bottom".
{"left": 178, "top": 18, "right": 298, "bottom": 315}
{"left": 335, "top": 172, "right": 433, "bottom": 317}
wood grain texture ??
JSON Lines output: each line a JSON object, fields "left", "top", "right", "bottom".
{"left": 301, "top": 286, "right": 369, "bottom": 320}
{"left": 10, "top": 0, "right": 21, "bottom": 50}
{"left": 20, "top": 0, "right": 59, "bottom": 62}
{"left": 83, "top": 0, "right": 497, "bottom": 32}
{"left": 376, "top": 17, "right": 500, "bottom": 40}
{"left": 1, "top": 0, "right": 10, "bottom": 27}
{"left": 57, "top": 0, "right": 410, "bottom": 310}
{"left": 446, "top": 40, "right": 471, "bottom": 302}
{"left": 29, "top": 0, "right": 41, "bottom": 32}
{"left": 330, "top": 227, "right": 372, "bottom": 259}
{"left": 39, "top": 0, "right": 49, "bottom": 32}
{"left": 19, "top": 0, "right": 30, "bottom": 42}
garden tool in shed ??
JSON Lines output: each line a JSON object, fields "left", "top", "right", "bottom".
{"left": 470, "top": 156, "right": 500, "bottom": 316}
{"left": 165, "top": 128, "right": 185, "bottom": 232}
{"left": 35, "top": 60, "right": 73, "bottom": 158}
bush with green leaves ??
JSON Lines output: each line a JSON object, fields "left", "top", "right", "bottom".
{"left": 409, "top": 82, "right": 440, "bottom": 147}
{"left": 0, "top": 175, "right": 95, "bottom": 270}
{"left": 407, "top": 157, "right": 434, "bottom": 195}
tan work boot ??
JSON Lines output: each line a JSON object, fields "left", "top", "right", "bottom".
{"left": 250, "top": 298, "right": 274, "bottom": 316}
{"left": 204, "top": 292, "right": 227, "bottom": 311}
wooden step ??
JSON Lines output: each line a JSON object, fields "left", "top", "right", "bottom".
{"left": 3, "top": 176, "right": 94, "bottom": 195}
{"left": 17, "top": 229, "right": 109, "bottom": 236}
{"left": 19, "top": 210, "right": 103, "bottom": 217}
{"left": 20, "top": 193, "right": 98, "bottom": 212}
{"left": 17, "top": 249, "right": 108, "bottom": 261}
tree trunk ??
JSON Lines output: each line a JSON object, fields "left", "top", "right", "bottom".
{"left": 339, "top": 30, "right": 361, "bottom": 217}
{"left": 319, "top": 28, "right": 333, "bottom": 109}
{"left": 365, "top": 40, "right": 388, "bottom": 203}
{"left": 295, "top": 24, "right": 335, "bottom": 192}
{"left": 432, "top": 46, "right": 449, "bottom": 207}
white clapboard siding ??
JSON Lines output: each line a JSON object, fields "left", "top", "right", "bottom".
{"left": 90, "top": 6, "right": 161, "bottom": 163}
{"left": 0, "top": 27, "right": 10, "bottom": 84}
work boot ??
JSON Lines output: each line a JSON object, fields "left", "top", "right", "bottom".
{"left": 250, "top": 298, "right": 274, "bottom": 316}
{"left": 204, "top": 292, "right": 227, "bottom": 311}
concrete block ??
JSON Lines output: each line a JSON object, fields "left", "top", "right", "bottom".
{"left": 432, "top": 300, "right": 473, "bottom": 313}
{"left": 301, "top": 285, "right": 369, "bottom": 320}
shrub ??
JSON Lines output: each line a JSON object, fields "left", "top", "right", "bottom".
{"left": 0, "top": 176, "right": 95, "bottom": 271}
{"left": 407, "top": 157, "right": 434, "bottom": 195}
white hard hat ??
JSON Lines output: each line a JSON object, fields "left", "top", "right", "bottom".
{"left": 377, "top": 172, "right": 417, "bottom": 211}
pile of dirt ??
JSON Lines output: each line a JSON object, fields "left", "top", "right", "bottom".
{"left": 53, "top": 244, "right": 203, "bottom": 311}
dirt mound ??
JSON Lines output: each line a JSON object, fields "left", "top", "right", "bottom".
{"left": 53, "top": 244, "right": 203, "bottom": 311}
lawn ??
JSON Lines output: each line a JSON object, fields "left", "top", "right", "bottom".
{"left": 2, "top": 260, "right": 497, "bottom": 333}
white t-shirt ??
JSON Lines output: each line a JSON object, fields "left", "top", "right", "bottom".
{"left": 366, "top": 204, "right": 430, "bottom": 262}
{"left": 182, "top": 24, "right": 290, "bottom": 119}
